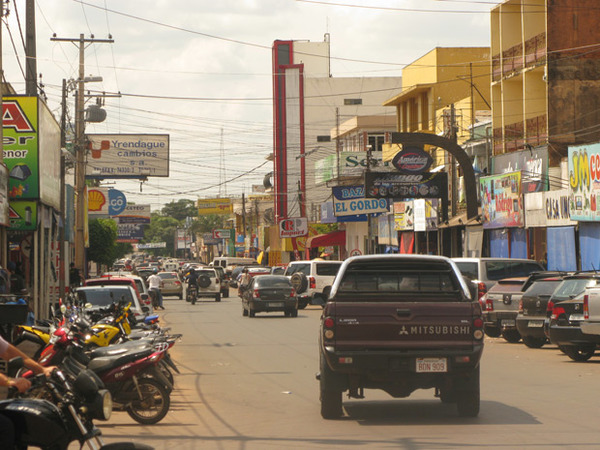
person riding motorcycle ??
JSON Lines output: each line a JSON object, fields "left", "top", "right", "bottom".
{"left": 184, "top": 267, "right": 199, "bottom": 290}
{"left": 146, "top": 267, "right": 165, "bottom": 310}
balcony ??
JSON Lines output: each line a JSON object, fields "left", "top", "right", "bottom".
{"left": 525, "top": 33, "right": 547, "bottom": 68}
{"left": 525, "top": 114, "right": 548, "bottom": 146}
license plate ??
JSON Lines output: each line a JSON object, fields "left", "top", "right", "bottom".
{"left": 528, "top": 320, "right": 544, "bottom": 328}
{"left": 269, "top": 302, "right": 284, "bottom": 307}
{"left": 501, "top": 319, "right": 516, "bottom": 327}
{"left": 416, "top": 357, "right": 447, "bottom": 373}
{"left": 570, "top": 314, "right": 585, "bottom": 321}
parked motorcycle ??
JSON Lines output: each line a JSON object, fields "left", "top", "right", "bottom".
{"left": 0, "top": 356, "right": 153, "bottom": 450}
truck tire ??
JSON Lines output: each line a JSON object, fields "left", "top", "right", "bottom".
{"left": 319, "top": 354, "right": 343, "bottom": 419}
{"left": 456, "top": 367, "right": 480, "bottom": 417}
{"left": 198, "top": 275, "right": 211, "bottom": 288}
{"left": 523, "top": 336, "right": 546, "bottom": 348}
{"left": 484, "top": 325, "right": 501, "bottom": 338}
{"left": 291, "top": 273, "right": 309, "bottom": 294}
{"left": 501, "top": 329, "right": 521, "bottom": 343}
{"left": 563, "top": 344, "right": 595, "bottom": 362}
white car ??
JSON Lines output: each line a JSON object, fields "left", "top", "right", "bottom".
{"left": 188, "top": 268, "right": 221, "bottom": 302}
{"left": 284, "top": 260, "right": 343, "bottom": 309}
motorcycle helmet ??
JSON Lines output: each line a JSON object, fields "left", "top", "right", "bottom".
{"left": 153, "top": 267, "right": 158, "bottom": 273}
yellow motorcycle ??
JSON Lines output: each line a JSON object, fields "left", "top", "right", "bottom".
{"left": 84, "top": 302, "right": 134, "bottom": 347}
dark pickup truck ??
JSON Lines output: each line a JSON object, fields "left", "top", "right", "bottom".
{"left": 318, "top": 254, "right": 484, "bottom": 419}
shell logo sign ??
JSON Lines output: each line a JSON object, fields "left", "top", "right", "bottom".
{"left": 88, "top": 189, "right": 107, "bottom": 212}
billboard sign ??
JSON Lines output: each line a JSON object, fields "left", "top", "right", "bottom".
{"left": 198, "top": 198, "right": 232, "bottom": 215}
{"left": 392, "top": 146, "right": 433, "bottom": 174}
{"left": 116, "top": 222, "right": 145, "bottom": 242}
{"left": 88, "top": 188, "right": 127, "bottom": 217}
{"left": 480, "top": 171, "right": 523, "bottom": 228}
{"left": 86, "top": 134, "right": 169, "bottom": 178}
{"left": 9, "top": 200, "right": 37, "bottom": 231}
{"left": 113, "top": 204, "right": 151, "bottom": 224}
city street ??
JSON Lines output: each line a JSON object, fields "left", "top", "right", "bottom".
{"left": 96, "top": 288, "right": 600, "bottom": 450}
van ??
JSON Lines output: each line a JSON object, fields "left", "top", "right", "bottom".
{"left": 451, "top": 257, "right": 544, "bottom": 291}
{"left": 210, "top": 257, "right": 258, "bottom": 275}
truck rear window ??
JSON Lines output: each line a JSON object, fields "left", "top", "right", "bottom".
{"left": 336, "top": 261, "right": 462, "bottom": 298}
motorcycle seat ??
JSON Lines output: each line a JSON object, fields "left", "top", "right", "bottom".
{"left": 88, "top": 340, "right": 152, "bottom": 359}
{"left": 87, "top": 348, "right": 154, "bottom": 373}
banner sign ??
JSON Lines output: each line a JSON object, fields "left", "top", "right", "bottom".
{"left": 213, "top": 229, "right": 232, "bottom": 239}
{"left": 332, "top": 185, "right": 388, "bottom": 216}
{"left": 198, "top": 198, "right": 232, "bottom": 215}
{"left": 279, "top": 217, "right": 308, "bottom": 238}
{"left": 136, "top": 242, "right": 166, "bottom": 249}
{"left": 480, "top": 171, "right": 524, "bottom": 229}
{"left": 392, "top": 146, "right": 433, "bottom": 174}
{"left": 86, "top": 134, "right": 169, "bottom": 178}
{"left": 525, "top": 190, "right": 575, "bottom": 227}
{"left": 364, "top": 171, "right": 447, "bottom": 199}
{"left": 568, "top": 143, "right": 600, "bottom": 221}
{"left": 493, "top": 146, "right": 548, "bottom": 193}
{"left": 315, "top": 151, "right": 396, "bottom": 184}
{"left": 113, "top": 204, "right": 151, "bottom": 224}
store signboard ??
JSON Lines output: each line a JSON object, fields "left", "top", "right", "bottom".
{"left": 525, "top": 190, "right": 575, "bottom": 227}
{"left": 365, "top": 171, "right": 447, "bottom": 199}
{"left": 198, "top": 198, "right": 232, "bottom": 215}
{"left": 480, "top": 171, "right": 523, "bottom": 229}
{"left": 114, "top": 204, "right": 151, "bottom": 224}
{"left": 493, "top": 146, "right": 548, "bottom": 193}
{"left": 9, "top": 200, "right": 37, "bottom": 231}
{"left": 568, "top": 143, "right": 600, "bottom": 221}
{"left": 86, "top": 134, "right": 169, "bottom": 178}
{"left": 332, "top": 185, "right": 388, "bottom": 216}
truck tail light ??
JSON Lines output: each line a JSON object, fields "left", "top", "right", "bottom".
{"left": 518, "top": 299, "right": 523, "bottom": 313}
{"left": 309, "top": 276, "right": 316, "bottom": 289}
{"left": 546, "top": 300, "right": 555, "bottom": 316}
{"left": 584, "top": 294, "right": 589, "bottom": 319}
{"left": 551, "top": 306, "right": 565, "bottom": 320}
{"left": 323, "top": 316, "right": 335, "bottom": 340}
{"left": 253, "top": 289, "right": 260, "bottom": 298}
{"left": 477, "top": 282, "right": 487, "bottom": 301}
{"left": 473, "top": 317, "right": 484, "bottom": 340}
{"left": 290, "top": 288, "right": 296, "bottom": 297}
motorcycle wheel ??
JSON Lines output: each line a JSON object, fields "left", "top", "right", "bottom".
{"left": 126, "top": 378, "right": 171, "bottom": 425}
{"left": 191, "top": 293, "right": 196, "bottom": 305}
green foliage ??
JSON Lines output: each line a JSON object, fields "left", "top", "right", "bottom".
{"left": 142, "top": 214, "right": 180, "bottom": 257}
{"left": 191, "top": 214, "right": 227, "bottom": 234}
{"left": 88, "top": 219, "right": 118, "bottom": 267}
{"left": 161, "top": 199, "right": 197, "bottom": 222}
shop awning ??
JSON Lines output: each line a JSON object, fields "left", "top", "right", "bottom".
{"left": 306, "top": 230, "right": 346, "bottom": 248}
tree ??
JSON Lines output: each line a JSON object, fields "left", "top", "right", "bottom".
{"left": 88, "top": 218, "right": 118, "bottom": 267}
{"left": 190, "top": 214, "right": 227, "bottom": 235}
{"left": 142, "top": 214, "right": 180, "bottom": 257}
{"left": 161, "top": 199, "right": 197, "bottom": 222}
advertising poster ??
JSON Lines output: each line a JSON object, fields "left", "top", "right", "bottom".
{"left": 113, "top": 204, "right": 151, "bottom": 224}
{"left": 394, "top": 201, "right": 414, "bottom": 231}
{"left": 480, "top": 171, "right": 524, "bottom": 229}
{"left": 365, "top": 171, "right": 447, "bottom": 199}
{"left": 9, "top": 200, "right": 37, "bottom": 231}
{"left": 198, "top": 198, "right": 233, "bottom": 215}
{"left": 568, "top": 143, "right": 600, "bottom": 221}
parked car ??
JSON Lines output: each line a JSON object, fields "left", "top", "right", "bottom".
{"left": 516, "top": 274, "right": 567, "bottom": 348}
{"left": 84, "top": 276, "right": 150, "bottom": 318}
{"left": 452, "top": 257, "right": 544, "bottom": 291}
{"left": 241, "top": 275, "right": 298, "bottom": 318}
{"left": 74, "top": 285, "right": 147, "bottom": 321}
{"left": 284, "top": 260, "right": 343, "bottom": 309}
{"left": 157, "top": 271, "right": 183, "bottom": 299}
{"left": 544, "top": 273, "right": 600, "bottom": 341}
{"left": 479, "top": 277, "right": 528, "bottom": 342}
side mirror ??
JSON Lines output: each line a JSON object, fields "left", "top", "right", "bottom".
{"left": 141, "top": 293, "right": 149, "bottom": 300}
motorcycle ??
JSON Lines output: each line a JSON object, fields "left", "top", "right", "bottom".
{"left": 186, "top": 284, "right": 197, "bottom": 304}
{"left": 0, "top": 356, "right": 154, "bottom": 450}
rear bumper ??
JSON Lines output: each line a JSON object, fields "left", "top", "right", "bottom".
{"left": 516, "top": 315, "right": 546, "bottom": 339}
{"left": 548, "top": 323, "right": 600, "bottom": 346}
{"left": 249, "top": 298, "right": 297, "bottom": 312}
{"left": 581, "top": 321, "right": 600, "bottom": 336}
{"left": 322, "top": 345, "right": 483, "bottom": 375}
{"left": 483, "top": 311, "right": 518, "bottom": 329}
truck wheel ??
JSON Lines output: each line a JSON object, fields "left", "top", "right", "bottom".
{"left": 319, "top": 354, "right": 343, "bottom": 419}
{"left": 439, "top": 387, "right": 457, "bottom": 403}
{"left": 291, "top": 273, "right": 309, "bottom": 294}
{"left": 456, "top": 368, "right": 480, "bottom": 417}
{"left": 501, "top": 329, "right": 521, "bottom": 343}
{"left": 563, "top": 344, "right": 595, "bottom": 362}
{"left": 523, "top": 336, "right": 546, "bottom": 349}
{"left": 484, "top": 325, "right": 501, "bottom": 338}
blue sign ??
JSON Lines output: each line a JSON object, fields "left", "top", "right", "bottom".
{"left": 332, "top": 185, "right": 388, "bottom": 216}
{"left": 108, "top": 189, "right": 127, "bottom": 216}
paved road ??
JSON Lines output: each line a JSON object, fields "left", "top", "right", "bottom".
{"left": 97, "top": 290, "right": 600, "bottom": 449}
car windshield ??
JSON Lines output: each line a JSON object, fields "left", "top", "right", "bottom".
{"left": 255, "top": 276, "right": 292, "bottom": 288}
{"left": 76, "top": 288, "right": 134, "bottom": 307}
{"left": 552, "top": 278, "right": 599, "bottom": 300}
{"left": 197, "top": 270, "right": 216, "bottom": 277}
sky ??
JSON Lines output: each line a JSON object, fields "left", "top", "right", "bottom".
{"left": 2, "top": 0, "right": 493, "bottom": 212}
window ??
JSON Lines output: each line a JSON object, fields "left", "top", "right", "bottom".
{"left": 316, "top": 263, "right": 342, "bottom": 276}
{"left": 286, "top": 263, "right": 310, "bottom": 276}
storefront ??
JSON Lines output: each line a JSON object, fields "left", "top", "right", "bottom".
{"left": 5, "top": 96, "right": 62, "bottom": 319}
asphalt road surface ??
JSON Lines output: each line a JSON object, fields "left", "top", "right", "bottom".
{"left": 96, "top": 290, "right": 600, "bottom": 450}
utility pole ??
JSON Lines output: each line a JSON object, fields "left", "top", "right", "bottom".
{"left": 25, "top": 0, "right": 36, "bottom": 96}
{"left": 59, "top": 79, "right": 67, "bottom": 298}
{"left": 242, "top": 193, "right": 246, "bottom": 256}
{"left": 50, "top": 34, "right": 113, "bottom": 278}
{"left": 450, "top": 104, "right": 458, "bottom": 217}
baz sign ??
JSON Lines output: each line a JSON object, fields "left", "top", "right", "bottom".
{"left": 332, "top": 185, "right": 388, "bottom": 216}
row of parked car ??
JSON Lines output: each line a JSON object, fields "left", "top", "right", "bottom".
{"left": 468, "top": 259, "right": 600, "bottom": 362}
